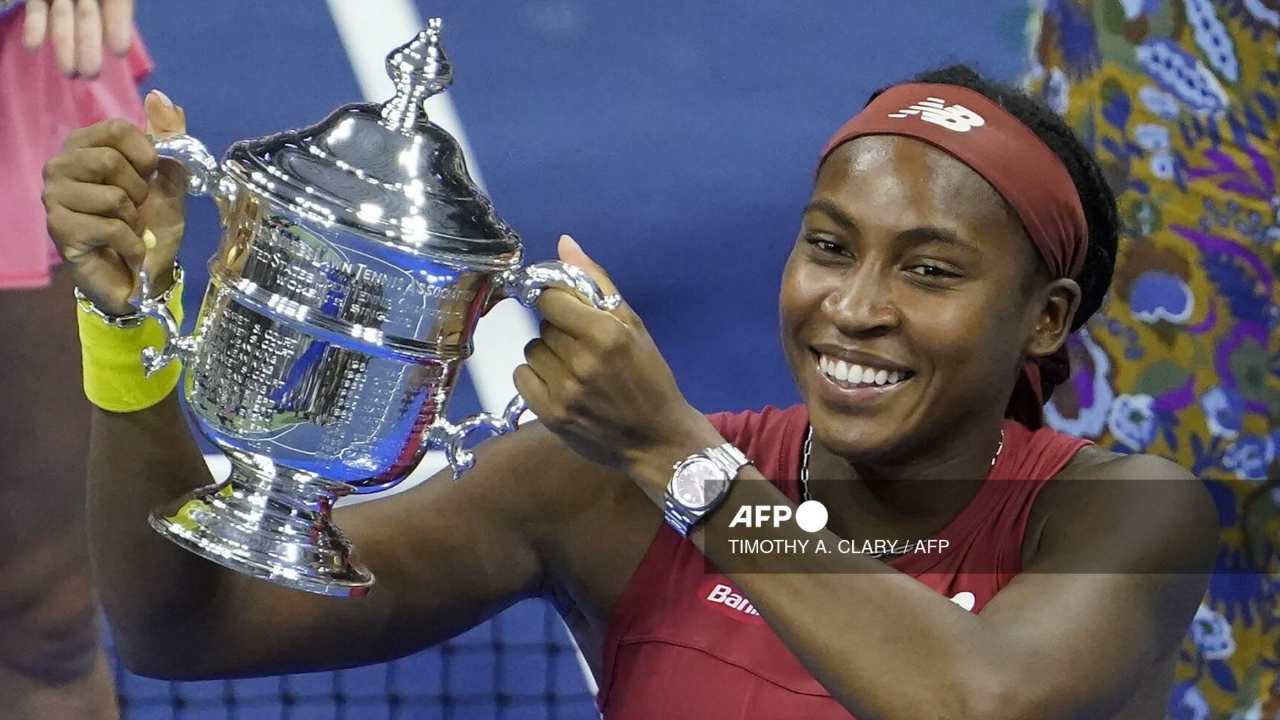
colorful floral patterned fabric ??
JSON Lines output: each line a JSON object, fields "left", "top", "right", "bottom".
{"left": 1026, "top": 1, "right": 1279, "bottom": 717}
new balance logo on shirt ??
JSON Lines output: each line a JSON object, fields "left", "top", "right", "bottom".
{"left": 888, "top": 97, "right": 986, "bottom": 132}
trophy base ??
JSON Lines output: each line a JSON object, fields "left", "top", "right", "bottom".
{"left": 149, "top": 454, "right": 374, "bottom": 597}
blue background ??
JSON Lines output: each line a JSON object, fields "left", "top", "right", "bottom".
{"left": 117, "top": 2, "right": 1034, "bottom": 718}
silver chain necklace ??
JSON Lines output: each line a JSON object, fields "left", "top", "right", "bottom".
{"left": 798, "top": 425, "right": 998, "bottom": 561}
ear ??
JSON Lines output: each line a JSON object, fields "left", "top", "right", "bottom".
{"left": 1023, "top": 278, "right": 1083, "bottom": 359}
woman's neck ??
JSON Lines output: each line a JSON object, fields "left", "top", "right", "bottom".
{"left": 806, "top": 418, "right": 1006, "bottom": 524}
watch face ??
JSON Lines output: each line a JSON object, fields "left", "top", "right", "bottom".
{"left": 673, "top": 458, "right": 729, "bottom": 510}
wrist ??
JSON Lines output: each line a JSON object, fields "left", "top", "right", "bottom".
{"left": 74, "top": 264, "right": 183, "bottom": 326}
{"left": 622, "top": 407, "right": 726, "bottom": 503}
{"left": 662, "top": 442, "right": 751, "bottom": 539}
{"left": 75, "top": 269, "right": 180, "bottom": 319}
{"left": 77, "top": 268, "right": 186, "bottom": 412}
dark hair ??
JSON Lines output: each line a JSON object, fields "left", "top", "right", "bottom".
{"left": 866, "top": 64, "right": 1119, "bottom": 331}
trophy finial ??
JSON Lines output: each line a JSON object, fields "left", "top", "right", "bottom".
{"left": 381, "top": 19, "right": 453, "bottom": 133}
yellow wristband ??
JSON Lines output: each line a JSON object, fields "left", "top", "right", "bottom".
{"left": 78, "top": 277, "right": 186, "bottom": 412}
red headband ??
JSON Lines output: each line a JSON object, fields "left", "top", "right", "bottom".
{"left": 818, "top": 83, "right": 1090, "bottom": 427}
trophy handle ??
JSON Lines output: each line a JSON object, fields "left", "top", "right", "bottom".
{"left": 152, "top": 133, "right": 238, "bottom": 221}
{"left": 130, "top": 134, "right": 232, "bottom": 377}
{"left": 131, "top": 265, "right": 199, "bottom": 377}
{"left": 431, "top": 262, "right": 622, "bottom": 478}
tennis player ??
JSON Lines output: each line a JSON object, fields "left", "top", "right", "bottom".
{"left": 41, "top": 66, "right": 1216, "bottom": 718}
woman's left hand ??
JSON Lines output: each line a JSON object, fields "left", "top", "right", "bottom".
{"left": 515, "top": 235, "right": 719, "bottom": 476}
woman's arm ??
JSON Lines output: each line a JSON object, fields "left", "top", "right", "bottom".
{"left": 622, "top": 446, "right": 1216, "bottom": 720}
{"left": 90, "top": 395, "right": 582, "bottom": 679}
{"left": 518, "top": 241, "right": 1217, "bottom": 719}
{"left": 44, "top": 110, "right": 601, "bottom": 680}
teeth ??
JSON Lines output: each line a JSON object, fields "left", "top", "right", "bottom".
{"left": 835, "top": 360, "right": 850, "bottom": 382}
{"left": 817, "top": 354, "right": 910, "bottom": 388}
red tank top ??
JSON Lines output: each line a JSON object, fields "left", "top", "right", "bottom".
{"left": 598, "top": 404, "right": 1091, "bottom": 719}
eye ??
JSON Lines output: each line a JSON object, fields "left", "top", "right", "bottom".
{"left": 805, "top": 236, "right": 848, "bottom": 257}
{"left": 906, "top": 263, "right": 960, "bottom": 279}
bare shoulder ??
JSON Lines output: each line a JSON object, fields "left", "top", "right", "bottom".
{"left": 1026, "top": 446, "right": 1217, "bottom": 574}
{"left": 1058, "top": 444, "right": 1197, "bottom": 481}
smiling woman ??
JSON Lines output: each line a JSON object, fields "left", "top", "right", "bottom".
{"left": 785, "top": 65, "right": 1118, "bottom": 460}
{"left": 47, "top": 56, "right": 1214, "bottom": 720}
{"left": 580, "top": 66, "right": 1210, "bottom": 719}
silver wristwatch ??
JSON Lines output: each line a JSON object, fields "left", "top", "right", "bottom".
{"left": 663, "top": 443, "right": 751, "bottom": 538}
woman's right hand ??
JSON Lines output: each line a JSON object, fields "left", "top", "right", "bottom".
{"left": 42, "top": 89, "right": 188, "bottom": 315}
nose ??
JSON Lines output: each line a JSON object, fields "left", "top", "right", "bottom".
{"left": 819, "top": 264, "right": 902, "bottom": 336}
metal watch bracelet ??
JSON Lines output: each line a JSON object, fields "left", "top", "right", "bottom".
{"left": 75, "top": 263, "right": 185, "bottom": 328}
{"left": 663, "top": 443, "right": 750, "bottom": 538}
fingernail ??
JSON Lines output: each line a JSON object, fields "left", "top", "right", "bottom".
{"left": 560, "top": 233, "right": 581, "bottom": 251}
{"left": 142, "top": 228, "right": 157, "bottom": 249}
{"left": 151, "top": 89, "right": 174, "bottom": 109}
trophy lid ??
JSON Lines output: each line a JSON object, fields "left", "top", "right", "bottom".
{"left": 222, "top": 19, "right": 521, "bottom": 270}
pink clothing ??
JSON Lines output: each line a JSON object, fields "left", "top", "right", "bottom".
{"left": 0, "top": 4, "right": 152, "bottom": 289}
{"left": 599, "top": 404, "right": 1092, "bottom": 719}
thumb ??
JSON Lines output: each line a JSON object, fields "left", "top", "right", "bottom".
{"left": 558, "top": 233, "right": 619, "bottom": 297}
{"left": 143, "top": 90, "right": 190, "bottom": 199}
{"left": 144, "top": 89, "right": 186, "bottom": 137}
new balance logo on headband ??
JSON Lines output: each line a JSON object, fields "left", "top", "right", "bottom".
{"left": 888, "top": 97, "right": 986, "bottom": 132}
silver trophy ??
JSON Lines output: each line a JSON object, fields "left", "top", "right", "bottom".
{"left": 133, "top": 20, "right": 617, "bottom": 597}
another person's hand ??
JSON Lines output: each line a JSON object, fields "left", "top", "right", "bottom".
{"left": 516, "top": 235, "right": 714, "bottom": 472}
{"left": 42, "top": 90, "right": 187, "bottom": 315}
{"left": 22, "top": 0, "right": 135, "bottom": 78}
